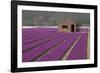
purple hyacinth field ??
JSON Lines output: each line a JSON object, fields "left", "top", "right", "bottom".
{"left": 22, "top": 28, "right": 89, "bottom": 62}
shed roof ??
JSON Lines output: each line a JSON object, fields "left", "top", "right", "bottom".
{"left": 61, "top": 19, "right": 76, "bottom": 25}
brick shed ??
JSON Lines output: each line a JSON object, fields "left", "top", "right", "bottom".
{"left": 59, "top": 20, "right": 76, "bottom": 32}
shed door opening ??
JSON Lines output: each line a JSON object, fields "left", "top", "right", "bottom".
{"left": 71, "top": 24, "right": 74, "bottom": 32}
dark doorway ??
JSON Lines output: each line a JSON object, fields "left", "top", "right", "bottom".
{"left": 71, "top": 24, "right": 74, "bottom": 32}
